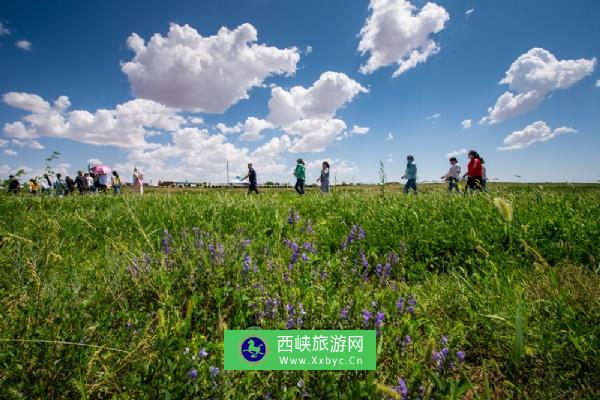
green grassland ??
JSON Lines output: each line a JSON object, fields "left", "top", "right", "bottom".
{"left": 1, "top": 184, "right": 599, "bottom": 399}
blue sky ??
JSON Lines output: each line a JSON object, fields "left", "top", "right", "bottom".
{"left": 1, "top": 0, "right": 599, "bottom": 184}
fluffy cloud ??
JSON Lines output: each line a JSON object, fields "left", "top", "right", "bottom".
{"left": 358, "top": 0, "right": 449, "bottom": 76}
{"left": 465, "top": 9, "right": 474, "bottom": 17}
{"left": 265, "top": 71, "right": 367, "bottom": 152}
{"left": 498, "top": 121, "right": 576, "bottom": 151}
{"left": 4, "top": 149, "right": 18, "bottom": 156}
{"left": 87, "top": 158, "right": 102, "bottom": 165}
{"left": 350, "top": 125, "right": 370, "bottom": 135}
{"left": 15, "top": 40, "right": 32, "bottom": 51}
{"left": 283, "top": 118, "right": 347, "bottom": 153}
{"left": 121, "top": 23, "right": 300, "bottom": 113}
{"left": 481, "top": 48, "right": 596, "bottom": 124}
{"left": 461, "top": 119, "right": 472, "bottom": 129}
{"left": 385, "top": 132, "right": 394, "bottom": 141}
{"left": 426, "top": 113, "right": 441, "bottom": 120}
{"left": 0, "top": 138, "right": 8, "bottom": 147}
{"left": 267, "top": 71, "right": 367, "bottom": 125}
{"left": 0, "top": 22, "right": 10, "bottom": 36}
{"left": 11, "top": 139, "right": 44, "bottom": 149}
{"left": 3, "top": 92, "right": 185, "bottom": 149}
{"left": 216, "top": 117, "right": 275, "bottom": 141}
{"left": 445, "top": 148, "right": 467, "bottom": 158}
{"left": 596, "top": 79, "right": 600, "bottom": 87}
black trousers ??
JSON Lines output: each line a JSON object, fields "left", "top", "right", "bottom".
{"left": 466, "top": 176, "right": 483, "bottom": 191}
{"left": 248, "top": 183, "right": 259, "bottom": 194}
{"left": 294, "top": 179, "right": 305, "bottom": 195}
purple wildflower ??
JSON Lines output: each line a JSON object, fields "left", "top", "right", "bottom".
{"left": 242, "top": 254, "right": 251, "bottom": 274}
{"left": 457, "top": 350, "right": 465, "bottom": 363}
{"left": 306, "top": 221, "right": 314, "bottom": 234}
{"left": 126, "top": 321, "right": 133, "bottom": 329}
{"left": 198, "top": 348, "right": 209, "bottom": 358}
{"left": 209, "top": 366, "right": 219, "bottom": 378}
{"left": 375, "top": 263, "right": 383, "bottom": 276}
{"left": 441, "top": 335, "right": 448, "bottom": 346}
{"left": 339, "top": 307, "right": 349, "bottom": 319}
{"left": 242, "top": 239, "right": 252, "bottom": 249}
{"left": 301, "top": 252, "right": 309, "bottom": 262}
{"left": 396, "top": 297, "right": 405, "bottom": 313}
{"left": 396, "top": 378, "right": 408, "bottom": 400}
{"left": 442, "top": 347, "right": 449, "bottom": 358}
{"left": 375, "top": 311, "right": 385, "bottom": 328}
{"left": 320, "top": 270, "right": 329, "bottom": 279}
{"left": 407, "top": 306, "right": 415, "bottom": 315}
{"left": 360, "top": 251, "right": 368, "bottom": 268}
{"left": 189, "top": 368, "right": 198, "bottom": 380}
{"left": 162, "top": 229, "right": 172, "bottom": 255}
{"left": 403, "top": 335, "right": 411, "bottom": 345}
{"left": 362, "top": 309, "right": 372, "bottom": 326}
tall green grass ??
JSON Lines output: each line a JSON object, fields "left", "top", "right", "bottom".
{"left": 0, "top": 185, "right": 599, "bottom": 399}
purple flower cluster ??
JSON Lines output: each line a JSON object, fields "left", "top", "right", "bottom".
{"left": 263, "top": 296, "right": 280, "bottom": 319}
{"left": 430, "top": 335, "right": 466, "bottom": 372}
{"left": 341, "top": 225, "right": 366, "bottom": 249}
{"left": 285, "top": 303, "right": 306, "bottom": 329}
{"left": 396, "top": 296, "right": 416, "bottom": 316}
{"left": 362, "top": 309, "right": 372, "bottom": 326}
{"left": 242, "top": 254, "right": 251, "bottom": 274}
{"left": 339, "top": 307, "right": 349, "bottom": 320}
{"left": 241, "top": 239, "right": 252, "bottom": 249}
{"left": 126, "top": 255, "right": 152, "bottom": 276}
{"left": 284, "top": 239, "right": 300, "bottom": 270}
{"left": 287, "top": 209, "right": 301, "bottom": 224}
{"left": 208, "top": 243, "right": 225, "bottom": 264}
{"left": 162, "top": 229, "right": 173, "bottom": 255}
{"left": 395, "top": 378, "right": 408, "bottom": 400}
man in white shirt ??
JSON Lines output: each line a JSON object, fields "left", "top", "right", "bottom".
{"left": 441, "top": 157, "right": 461, "bottom": 193}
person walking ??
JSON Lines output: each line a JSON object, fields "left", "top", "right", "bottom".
{"left": 65, "top": 176, "right": 76, "bottom": 195}
{"left": 481, "top": 158, "right": 489, "bottom": 192}
{"left": 316, "top": 161, "right": 330, "bottom": 194}
{"left": 242, "top": 163, "right": 259, "bottom": 195}
{"left": 85, "top": 173, "right": 96, "bottom": 194}
{"left": 402, "top": 155, "right": 418, "bottom": 195}
{"left": 97, "top": 172, "right": 109, "bottom": 193}
{"left": 28, "top": 178, "right": 39, "bottom": 195}
{"left": 132, "top": 167, "right": 144, "bottom": 195}
{"left": 111, "top": 171, "right": 122, "bottom": 195}
{"left": 54, "top": 173, "right": 66, "bottom": 196}
{"left": 463, "top": 150, "right": 483, "bottom": 192}
{"left": 293, "top": 158, "right": 306, "bottom": 196}
{"left": 75, "top": 171, "right": 88, "bottom": 195}
{"left": 41, "top": 174, "right": 53, "bottom": 195}
{"left": 7, "top": 175, "right": 21, "bottom": 195}
{"left": 441, "top": 157, "right": 461, "bottom": 193}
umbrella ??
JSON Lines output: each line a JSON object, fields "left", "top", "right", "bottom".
{"left": 90, "top": 165, "right": 111, "bottom": 174}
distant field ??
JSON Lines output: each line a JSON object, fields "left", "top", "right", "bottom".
{"left": 1, "top": 184, "right": 599, "bottom": 399}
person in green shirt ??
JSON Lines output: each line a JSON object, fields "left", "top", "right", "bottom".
{"left": 293, "top": 158, "right": 306, "bottom": 196}
{"left": 401, "top": 155, "right": 418, "bottom": 195}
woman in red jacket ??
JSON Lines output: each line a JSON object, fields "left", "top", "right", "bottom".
{"left": 463, "top": 150, "right": 483, "bottom": 192}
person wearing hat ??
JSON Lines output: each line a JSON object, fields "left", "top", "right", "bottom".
{"left": 401, "top": 155, "right": 418, "bottom": 195}
{"left": 293, "top": 158, "right": 306, "bottom": 196}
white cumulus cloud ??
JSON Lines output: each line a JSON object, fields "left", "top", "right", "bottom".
{"left": 445, "top": 148, "right": 468, "bottom": 158}
{"left": 358, "top": 0, "right": 449, "bottom": 77}
{"left": 481, "top": 48, "right": 596, "bottom": 124}
{"left": 265, "top": 71, "right": 367, "bottom": 152}
{"left": 595, "top": 79, "right": 600, "bottom": 87}
{"left": 3, "top": 92, "right": 185, "bottom": 149}
{"left": 11, "top": 139, "right": 44, "bottom": 149}
{"left": 121, "top": 23, "right": 300, "bottom": 113}
{"left": 498, "top": 121, "right": 576, "bottom": 151}
{"left": 15, "top": 40, "right": 32, "bottom": 51}
{"left": 461, "top": 119, "right": 472, "bottom": 129}
{"left": 350, "top": 125, "right": 370, "bottom": 134}
{"left": 4, "top": 148, "right": 18, "bottom": 156}
{"left": 0, "top": 22, "right": 10, "bottom": 36}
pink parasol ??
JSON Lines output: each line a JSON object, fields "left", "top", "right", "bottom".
{"left": 89, "top": 165, "right": 111, "bottom": 174}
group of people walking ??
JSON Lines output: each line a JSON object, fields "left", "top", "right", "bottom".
{"left": 403, "top": 150, "right": 488, "bottom": 195}
{"left": 5, "top": 167, "right": 145, "bottom": 196}
{"left": 243, "top": 158, "right": 331, "bottom": 196}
